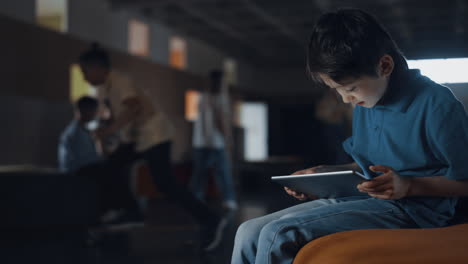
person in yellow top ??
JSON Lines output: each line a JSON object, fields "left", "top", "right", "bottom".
{"left": 78, "top": 43, "right": 229, "bottom": 251}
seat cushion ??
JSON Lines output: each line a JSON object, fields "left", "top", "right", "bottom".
{"left": 293, "top": 224, "right": 468, "bottom": 264}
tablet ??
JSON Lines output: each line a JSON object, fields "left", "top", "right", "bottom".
{"left": 271, "top": 170, "right": 369, "bottom": 198}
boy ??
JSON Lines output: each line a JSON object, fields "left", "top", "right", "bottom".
{"left": 58, "top": 96, "right": 103, "bottom": 172}
{"left": 231, "top": 9, "right": 468, "bottom": 264}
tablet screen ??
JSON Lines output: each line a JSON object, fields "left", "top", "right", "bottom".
{"left": 271, "top": 170, "right": 368, "bottom": 198}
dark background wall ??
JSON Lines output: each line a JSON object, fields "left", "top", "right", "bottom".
{"left": 0, "top": 15, "right": 208, "bottom": 167}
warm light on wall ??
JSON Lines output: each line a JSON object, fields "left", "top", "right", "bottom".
{"left": 36, "top": 0, "right": 68, "bottom": 32}
{"left": 185, "top": 90, "right": 201, "bottom": 121}
{"left": 128, "top": 19, "right": 150, "bottom": 58}
{"left": 169, "top": 36, "right": 187, "bottom": 70}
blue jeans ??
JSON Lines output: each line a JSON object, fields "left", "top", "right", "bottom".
{"left": 190, "top": 148, "right": 236, "bottom": 202}
{"left": 231, "top": 196, "right": 420, "bottom": 264}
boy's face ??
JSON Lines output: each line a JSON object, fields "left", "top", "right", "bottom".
{"left": 319, "top": 55, "right": 394, "bottom": 108}
{"left": 81, "top": 65, "right": 110, "bottom": 86}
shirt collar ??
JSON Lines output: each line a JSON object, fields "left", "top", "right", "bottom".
{"left": 373, "top": 69, "right": 421, "bottom": 113}
{"left": 71, "top": 119, "right": 91, "bottom": 134}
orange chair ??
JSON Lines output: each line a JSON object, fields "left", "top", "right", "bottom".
{"left": 293, "top": 223, "right": 468, "bottom": 264}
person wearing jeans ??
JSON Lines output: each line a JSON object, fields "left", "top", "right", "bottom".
{"left": 232, "top": 196, "right": 417, "bottom": 263}
{"left": 231, "top": 9, "right": 468, "bottom": 263}
{"left": 191, "top": 148, "right": 237, "bottom": 207}
{"left": 190, "top": 70, "right": 238, "bottom": 210}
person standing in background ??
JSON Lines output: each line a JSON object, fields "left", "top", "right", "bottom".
{"left": 190, "top": 70, "right": 238, "bottom": 211}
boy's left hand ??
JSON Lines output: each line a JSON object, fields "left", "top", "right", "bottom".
{"left": 357, "top": 165, "right": 411, "bottom": 200}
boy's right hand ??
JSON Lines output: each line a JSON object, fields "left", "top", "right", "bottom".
{"left": 283, "top": 165, "right": 332, "bottom": 201}
{"left": 284, "top": 186, "right": 316, "bottom": 201}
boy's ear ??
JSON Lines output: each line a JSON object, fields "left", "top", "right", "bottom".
{"left": 379, "top": 54, "right": 394, "bottom": 77}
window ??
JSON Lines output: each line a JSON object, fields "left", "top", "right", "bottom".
{"left": 239, "top": 102, "right": 268, "bottom": 161}
{"left": 36, "top": 0, "right": 68, "bottom": 32}
{"left": 408, "top": 58, "right": 468, "bottom": 83}
{"left": 128, "top": 19, "right": 150, "bottom": 57}
{"left": 223, "top": 58, "right": 238, "bottom": 87}
{"left": 169, "top": 36, "right": 187, "bottom": 70}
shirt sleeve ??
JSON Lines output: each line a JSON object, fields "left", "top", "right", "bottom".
{"left": 342, "top": 136, "right": 353, "bottom": 155}
{"left": 427, "top": 102, "right": 468, "bottom": 180}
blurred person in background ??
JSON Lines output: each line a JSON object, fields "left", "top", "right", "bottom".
{"left": 190, "top": 70, "right": 238, "bottom": 211}
{"left": 58, "top": 96, "right": 141, "bottom": 225}
{"left": 78, "top": 44, "right": 230, "bottom": 251}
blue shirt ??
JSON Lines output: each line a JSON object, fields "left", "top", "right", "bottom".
{"left": 58, "top": 120, "right": 103, "bottom": 172}
{"left": 343, "top": 69, "right": 468, "bottom": 228}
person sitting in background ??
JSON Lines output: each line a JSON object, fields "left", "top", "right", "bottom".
{"left": 190, "top": 70, "right": 238, "bottom": 211}
{"left": 78, "top": 43, "right": 230, "bottom": 251}
{"left": 58, "top": 96, "right": 103, "bottom": 172}
{"left": 58, "top": 96, "right": 141, "bottom": 225}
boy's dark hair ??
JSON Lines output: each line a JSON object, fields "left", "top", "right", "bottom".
{"left": 76, "top": 96, "right": 98, "bottom": 114}
{"left": 307, "top": 9, "right": 408, "bottom": 86}
{"left": 78, "top": 43, "right": 111, "bottom": 69}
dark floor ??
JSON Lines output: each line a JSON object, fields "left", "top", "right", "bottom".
{"left": 93, "top": 185, "right": 298, "bottom": 264}
{"left": 3, "top": 164, "right": 304, "bottom": 264}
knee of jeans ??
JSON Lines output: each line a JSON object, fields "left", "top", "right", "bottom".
{"left": 259, "top": 220, "right": 283, "bottom": 237}
{"left": 258, "top": 218, "right": 301, "bottom": 243}
{"left": 235, "top": 218, "right": 263, "bottom": 245}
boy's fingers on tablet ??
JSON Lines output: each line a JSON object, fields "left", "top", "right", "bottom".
{"left": 291, "top": 170, "right": 307, "bottom": 175}
{"left": 369, "top": 165, "right": 393, "bottom": 173}
{"left": 368, "top": 189, "right": 394, "bottom": 200}
{"left": 358, "top": 183, "right": 393, "bottom": 193}
{"left": 284, "top": 187, "right": 311, "bottom": 200}
{"left": 371, "top": 183, "right": 394, "bottom": 193}
{"left": 284, "top": 186, "right": 298, "bottom": 195}
{"left": 291, "top": 165, "right": 327, "bottom": 175}
{"left": 311, "top": 165, "right": 328, "bottom": 173}
{"left": 360, "top": 174, "right": 392, "bottom": 188}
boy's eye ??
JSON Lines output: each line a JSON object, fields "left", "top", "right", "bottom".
{"left": 346, "top": 86, "right": 357, "bottom": 92}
